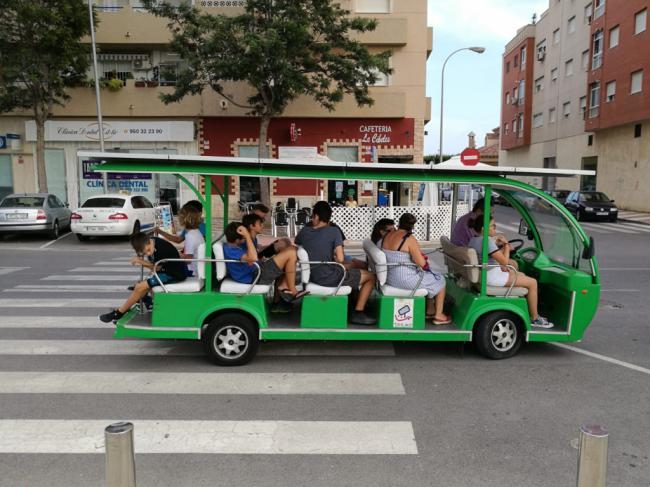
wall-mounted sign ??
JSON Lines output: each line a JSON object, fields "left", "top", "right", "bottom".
{"left": 25, "top": 121, "right": 194, "bottom": 142}
{"left": 0, "top": 136, "right": 6, "bottom": 150}
{"left": 359, "top": 124, "right": 392, "bottom": 144}
{"left": 278, "top": 146, "right": 318, "bottom": 159}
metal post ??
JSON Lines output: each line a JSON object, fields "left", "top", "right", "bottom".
{"left": 87, "top": 0, "right": 107, "bottom": 193}
{"left": 577, "top": 424, "right": 608, "bottom": 487}
{"left": 138, "top": 259, "right": 145, "bottom": 315}
{"left": 449, "top": 183, "right": 458, "bottom": 235}
{"left": 105, "top": 422, "right": 136, "bottom": 487}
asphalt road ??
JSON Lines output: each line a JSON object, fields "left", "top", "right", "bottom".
{"left": 0, "top": 212, "right": 648, "bottom": 486}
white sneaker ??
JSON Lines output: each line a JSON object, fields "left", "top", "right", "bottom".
{"left": 531, "top": 316, "right": 554, "bottom": 329}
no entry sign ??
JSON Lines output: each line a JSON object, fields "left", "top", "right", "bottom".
{"left": 460, "top": 148, "right": 480, "bottom": 166}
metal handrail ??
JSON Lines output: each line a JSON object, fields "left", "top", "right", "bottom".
{"left": 153, "top": 257, "right": 262, "bottom": 294}
{"left": 298, "top": 260, "right": 348, "bottom": 296}
{"left": 441, "top": 249, "right": 521, "bottom": 297}
{"left": 366, "top": 252, "right": 427, "bottom": 298}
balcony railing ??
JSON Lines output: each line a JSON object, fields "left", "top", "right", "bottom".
{"left": 594, "top": 2, "right": 605, "bottom": 19}
{"left": 588, "top": 106, "right": 600, "bottom": 118}
{"left": 592, "top": 53, "right": 602, "bottom": 70}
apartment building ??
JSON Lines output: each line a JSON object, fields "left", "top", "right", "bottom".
{"left": 0, "top": 0, "right": 432, "bottom": 214}
{"left": 500, "top": 0, "right": 650, "bottom": 211}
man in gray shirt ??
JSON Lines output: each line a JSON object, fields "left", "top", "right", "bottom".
{"left": 295, "top": 201, "right": 376, "bottom": 325}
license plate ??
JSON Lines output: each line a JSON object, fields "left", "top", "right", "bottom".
{"left": 7, "top": 213, "right": 28, "bottom": 220}
{"left": 597, "top": 212, "right": 608, "bottom": 216}
{"left": 87, "top": 226, "right": 105, "bottom": 231}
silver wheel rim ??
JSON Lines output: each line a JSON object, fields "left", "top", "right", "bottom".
{"left": 490, "top": 319, "right": 517, "bottom": 352}
{"left": 213, "top": 325, "right": 249, "bottom": 359}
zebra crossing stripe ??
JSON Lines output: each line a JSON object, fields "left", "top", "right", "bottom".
{"left": 0, "top": 420, "right": 418, "bottom": 454}
{"left": 68, "top": 267, "right": 141, "bottom": 273}
{"left": 0, "top": 372, "right": 405, "bottom": 395}
{"left": 615, "top": 221, "right": 650, "bottom": 232}
{"left": 4, "top": 289, "right": 125, "bottom": 294}
{"left": 592, "top": 223, "right": 637, "bottom": 234}
{"left": 0, "top": 298, "right": 120, "bottom": 308}
{"left": 0, "top": 339, "right": 395, "bottom": 356}
{"left": 41, "top": 275, "right": 139, "bottom": 281}
{"left": 93, "top": 262, "right": 135, "bottom": 266}
{"left": 0, "top": 267, "right": 30, "bottom": 276}
{"left": 579, "top": 224, "right": 611, "bottom": 234}
{"left": 0, "top": 317, "right": 107, "bottom": 329}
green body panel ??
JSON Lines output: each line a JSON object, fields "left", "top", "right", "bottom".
{"left": 260, "top": 329, "right": 470, "bottom": 342}
{"left": 300, "top": 295, "right": 349, "bottom": 329}
{"left": 377, "top": 296, "right": 426, "bottom": 330}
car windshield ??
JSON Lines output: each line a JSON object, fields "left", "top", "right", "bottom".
{"left": 495, "top": 186, "right": 592, "bottom": 274}
{"left": 0, "top": 197, "right": 45, "bottom": 208}
{"left": 81, "top": 197, "right": 126, "bottom": 208}
{"left": 580, "top": 192, "right": 610, "bottom": 203}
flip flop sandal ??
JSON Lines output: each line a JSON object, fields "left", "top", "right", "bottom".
{"left": 432, "top": 316, "right": 452, "bottom": 325}
{"left": 280, "top": 289, "right": 309, "bottom": 303}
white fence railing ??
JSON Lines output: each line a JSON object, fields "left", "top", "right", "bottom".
{"left": 331, "top": 204, "right": 470, "bottom": 242}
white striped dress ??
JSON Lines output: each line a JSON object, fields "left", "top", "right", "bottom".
{"left": 383, "top": 248, "right": 446, "bottom": 299}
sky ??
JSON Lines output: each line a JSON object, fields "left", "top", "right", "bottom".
{"left": 424, "top": 0, "right": 549, "bottom": 156}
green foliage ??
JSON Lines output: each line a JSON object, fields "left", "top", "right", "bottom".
{"left": 424, "top": 154, "right": 454, "bottom": 165}
{"left": 142, "top": 0, "right": 392, "bottom": 119}
{"left": 103, "top": 78, "right": 125, "bottom": 92}
{"left": 0, "top": 0, "right": 95, "bottom": 119}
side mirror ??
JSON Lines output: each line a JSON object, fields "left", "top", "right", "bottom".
{"left": 519, "top": 219, "right": 534, "bottom": 240}
{"left": 610, "top": 200, "right": 615, "bottom": 203}
{"left": 582, "top": 236, "right": 596, "bottom": 260}
{"left": 65, "top": 203, "right": 70, "bottom": 208}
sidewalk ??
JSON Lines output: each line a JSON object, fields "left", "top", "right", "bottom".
{"left": 618, "top": 210, "right": 650, "bottom": 225}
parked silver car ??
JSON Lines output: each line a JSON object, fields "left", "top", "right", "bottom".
{"left": 0, "top": 193, "right": 71, "bottom": 239}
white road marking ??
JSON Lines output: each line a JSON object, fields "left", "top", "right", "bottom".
{"left": 0, "top": 267, "right": 30, "bottom": 276}
{"left": 39, "top": 231, "right": 72, "bottom": 249}
{"left": 68, "top": 267, "right": 144, "bottom": 273}
{"left": 600, "top": 289, "right": 640, "bottom": 292}
{"left": 0, "top": 339, "right": 395, "bottom": 357}
{"left": 0, "top": 298, "right": 119, "bottom": 308}
{"left": 12, "top": 284, "right": 128, "bottom": 290}
{"left": 42, "top": 275, "right": 139, "bottom": 281}
{"left": 92, "top": 262, "right": 134, "bottom": 266}
{"left": 112, "top": 257, "right": 133, "bottom": 261}
{"left": 579, "top": 224, "right": 611, "bottom": 234}
{"left": 497, "top": 223, "right": 519, "bottom": 233}
{"left": 594, "top": 223, "right": 638, "bottom": 234}
{"left": 600, "top": 268, "right": 650, "bottom": 271}
{"left": 0, "top": 372, "right": 405, "bottom": 395}
{"left": 615, "top": 221, "right": 650, "bottom": 232}
{"left": 0, "top": 317, "right": 107, "bottom": 329}
{"left": 552, "top": 343, "right": 650, "bottom": 376}
{"left": 3, "top": 289, "right": 125, "bottom": 293}
{"left": 0, "top": 420, "right": 418, "bottom": 455}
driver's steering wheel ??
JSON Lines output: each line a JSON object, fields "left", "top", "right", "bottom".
{"left": 515, "top": 246, "right": 541, "bottom": 263}
{"left": 506, "top": 239, "right": 525, "bottom": 252}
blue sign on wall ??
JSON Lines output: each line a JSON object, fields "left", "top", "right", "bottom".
{"left": 0, "top": 136, "right": 6, "bottom": 149}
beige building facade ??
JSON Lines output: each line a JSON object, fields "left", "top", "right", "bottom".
{"left": 0, "top": 0, "right": 432, "bottom": 215}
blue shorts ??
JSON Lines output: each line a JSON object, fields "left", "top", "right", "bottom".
{"left": 146, "top": 273, "right": 177, "bottom": 288}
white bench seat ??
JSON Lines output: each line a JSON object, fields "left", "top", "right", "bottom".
{"left": 306, "top": 283, "right": 352, "bottom": 296}
{"left": 213, "top": 240, "right": 272, "bottom": 295}
{"left": 152, "top": 243, "right": 205, "bottom": 294}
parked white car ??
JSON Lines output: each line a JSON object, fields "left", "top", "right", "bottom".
{"left": 71, "top": 194, "right": 155, "bottom": 241}
{"left": 0, "top": 193, "right": 71, "bottom": 239}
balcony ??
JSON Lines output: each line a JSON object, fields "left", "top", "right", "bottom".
{"left": 588, "top": 106, "right": 600, "bottom": 119}
{"left": 594, "top": 2, "right": 605, "bottom": 19}
{"left": 354, "top": 17, "right": 408, "bottom": 45}
{"left": 592, "top": 53, "right": 603, "bottom": 70}
{"left": 86, "top": 4, "right": 174, "bottom": 46}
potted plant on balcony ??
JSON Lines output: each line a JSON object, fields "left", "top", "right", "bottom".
{"left": 146, "top": 79, "right": 158, "bottom": 87}
{"left": 135, "top": 77, "right": 146, "bottom": 88}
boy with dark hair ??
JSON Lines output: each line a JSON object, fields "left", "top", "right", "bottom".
{"left": 223, "top": 221, "right": 306, "bottom": 302}
{"left": 155, "top": 200, "right": 206, "bottom": 242}
{"left": 295, "top": 201, "right": 377, "bottom": 325}
{"left": 99, "top": 233, "right": 187, "bottom": 324}
{"left": 246, "top": 206, "right": 292, "bottom": 258}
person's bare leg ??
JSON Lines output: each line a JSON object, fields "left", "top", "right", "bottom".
{"left": 425, "top": 297, "right": 435, "bottom": 315}
{"left": 272, "top": 248, "right": 299, "bottom": 294}
{"left": 117, "top": 281, "right": 149, "bottom": 314}
{"left": 432, "top": 288, "right": 451, "bottom": 322}
{"left": 354, "top": 270, "right": 375, "bottom": 311}
{"left": 506, "top": 272, "right": 538, "bottom": 319}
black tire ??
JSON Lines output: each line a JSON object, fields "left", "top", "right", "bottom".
{"left": 609, "top": 216, "right": 618, "bottom": 223}
{"left": 48, "top": 220, "right": 59, "bottom": 240}
{"left": 473, "top": 311, "right": 524, "bottom": 360}
{"left": 576, "top": 209, "right": 584, "bottom": 221}
{"left": 132, "top": 221, "right": 141, "bottom": 235}
{"left": 202, "top": 312, "right": 259, "bottom": 366}
{"left": 76, "top": 233, "right": 89, "bottom": 242}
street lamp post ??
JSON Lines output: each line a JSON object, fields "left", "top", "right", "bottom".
{"left": 437, "top": 46, "right": 485, "bottom": 168}
{"left": 87, "top": 0, "right": 107, "bottom": 193}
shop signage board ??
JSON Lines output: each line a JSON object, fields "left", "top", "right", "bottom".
{"left": 25, "top": 121, "right": 194, "bottom": 142}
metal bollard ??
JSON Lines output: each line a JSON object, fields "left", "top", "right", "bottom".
{"left": 105, "top": 422, "right": 136, "bottom": 487}
{"left": 577, "top": 423, "right": 608, "bottom": 487}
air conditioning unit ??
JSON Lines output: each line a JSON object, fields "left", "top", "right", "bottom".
{"left": 537, "top": 48, "right": 546, "bottom": 61}
{"left": 133, "top": 59, "right": 151, "bottom": 70}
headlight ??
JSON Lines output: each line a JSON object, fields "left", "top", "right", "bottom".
{"left": 585, "top": 207, "right": 594, "bottom": 212}
{"left": 611, "top": 208, "right": 618, "bottom": 212}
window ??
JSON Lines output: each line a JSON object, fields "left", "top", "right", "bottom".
{"left": 582, "top": 50, "right": 590, "bottom": 69}
{"left": 589, "top": 81, "right": 601, "bottom": 117}
{"left": 631, "top": 70, "right": 643, "bottom": 94}
{"left": 355, "top": 0, "right": 390, "bottom": 13}
{"left": 605, "top": 80, "right": 616, "bottom": 101}
{"left": 514, "top": 54, "right": 519, "bottom": 68}
{"left": 565, "top": 59, "right": 574, "bottom": 77}
{"left": 553, "top": 28, "right": 561, "bottom": 44}
{"left": 563, "top": 101, "right": 571, "bottom": 117}
{"left": 368, "top": 67, "right": 390, "bottom": 86}
{"left": 536, "top": 40, "right": 547, "bottom": 61}
{"left": 588, "top": 134, "right": 594, "bottom": 146}
{"left": 518, "top": 79, "right": 525, "bottom": 104}
{"left": 535, "top": 76, "right": 544, "bottom": 93}
{"left": 634, "top": 124, "right": 642, "bottom": 138}
{"left": 518, "top": 114, "right": 524, "bottom": 136}
{"left": 533, "top": 112, "right": 544, "bottom": 128}
{"left": 549, "top": 107, "right": 557, "bottom": 123}
{"left": 506, "top": 61, "right": 510, "bottom": 73}
{"left": 513, "top": 85, "right": 518, "bottom": 101}
{"left": 551, "top": 67, "right": 559, "bottom": 81}
{"left": 635, "top": 9, "right": 647, "bottom": 35}
{"left": 505, "top": 92, "right": 511, "bottom": 105}
{"left": 504, "top": 123, "right": 509, "bottom": 135}
{"left": 158, "top": 63, "right": 179, "bottom": 86}
{"left": 580, "top": 96, "right": 587, "bottom": 118}
{"left": 584, "top": 2, "right": 593, "bottom": 23}
{"left": 568, "top": 16, "right": 576, "bottom": 34}
{"left": 594, "top": 0, "right": 605, "bottom": 19}
{"left": 520, "top": 47, "right": 527, "bottom": 69}
{"left": 592, "top": 30, "right": 603, "bottom": 69}
{"left": 609, "top": 26, "right": 619, "bottom": 48}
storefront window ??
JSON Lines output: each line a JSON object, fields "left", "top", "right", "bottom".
{"left": 327, "top": 146, "right": 358, "bottom": 205}
{"left": 0, "top": 155, "right": 12, "bottom": 200}
{"left": 45, "top": 149, "right": 67, "bottom": 203}
{"left": 237, "top": 146, "right": 261, "bottom": 203}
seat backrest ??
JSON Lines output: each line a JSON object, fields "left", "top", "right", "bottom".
{"left": 362, "top": 239, "right": 388, "bottom": 286}
{"left": 212, "top": 240, "right": 227, "bottom": 281}
{"left": 274, "top": 210, "right": 288, "bottom": 226}
{"left": 196, "top": 243, "right": 206, "bottom": 280}
{"left": 296, "top": 210, "right": 309, "bottom": 226}
{"left": 440, "top": 236, "right": 480, "bottom": 284}
{"left": 297, "top": 246, "right": 310, "bottom": 284}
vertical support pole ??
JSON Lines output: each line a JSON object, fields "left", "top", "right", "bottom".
{"left": 105, "top": 422, "right": 136, "bottom": 487}
{"left": 449, "top": 183, "right": 458, "bottom": 235}
{"left": 222, "top": 176, "right": 229, "bottom": 228}
{"left": 577, "top": 424, "right": 608, "bottom": 487}
{"left": 480, "top": 185, "right": 492, "bottom": 296}
{"left": 204, "top": 175, "right": 213, "bottom": 293}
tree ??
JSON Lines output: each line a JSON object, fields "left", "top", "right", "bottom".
{"left": 424, "top": 154, "right": 454, "bottom": 165}
{"left": 143, "top": 0, "right": 391, "bottom": 206}
{"left": 0, "top": 0, "right": 93, "bottom": 193}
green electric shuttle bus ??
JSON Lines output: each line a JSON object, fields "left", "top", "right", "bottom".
{"left": 79, "top": 151, "right": 600, "bottom": 364}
